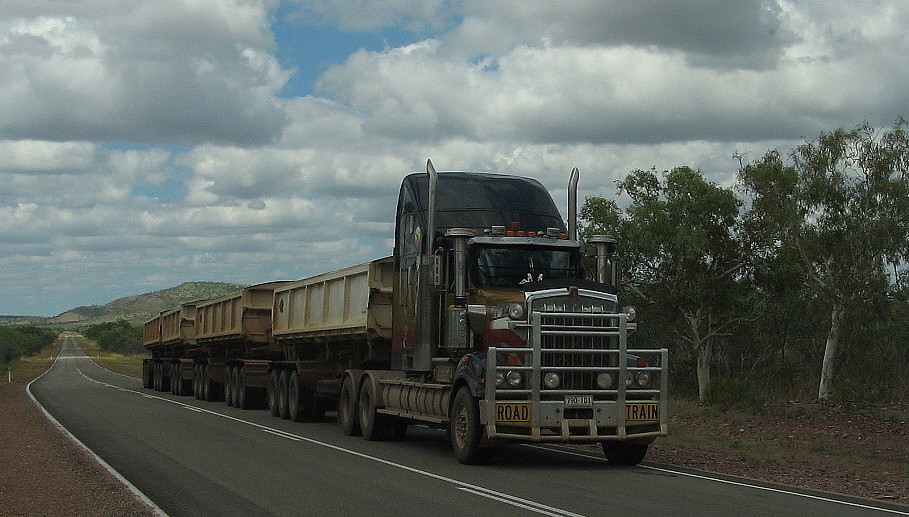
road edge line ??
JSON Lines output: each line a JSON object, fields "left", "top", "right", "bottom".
{"left": 25, "top": 341, "right": 169, "bottom": 517}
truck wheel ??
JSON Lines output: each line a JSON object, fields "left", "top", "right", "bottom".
{"left": 225, "top": 366, "right": 236, "bottom": 407}
{"left": 142, "top": 362, "right": 151, "bottom": 389}
{"left": 237, "top": 367, "right": 249, "bottom": 409}
{"left": 451, "top": 386, "right": 492, "bottom": 464}
{"left": 195, "top": 364, "right": 204, "bottom": 399}
{"left": 277, "top": 370, "right": 290, "bottom": 419}
{"left": 288, "top": 371, "right": 316, "bottom": 423}
{"left": 338, "top": 375, "right": 360, "bottom": 436}
{"left": 358, "top": 381, "right": 391, "bottom": 441}
{"left": 201, "top": 364, "right": 212, "bottom": 401}
{"left": 601, "top": 442, "right": 648, "bottom": 466}
{"left": 173, "top": 364, "right": 183, "bottom": 396}
{"left": 268, "top": 369, "right": 281, "bottom": 417}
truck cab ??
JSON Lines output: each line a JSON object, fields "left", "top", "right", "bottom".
{"left": 373, "top": 162, "right": 667, "bottom": 464}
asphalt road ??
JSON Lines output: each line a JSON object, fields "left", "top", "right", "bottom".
{"left": 28, "top": 337, "right": 909, "bottom": 517}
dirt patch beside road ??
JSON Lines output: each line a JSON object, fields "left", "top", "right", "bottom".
{"left": 0, "top": 359, "right": 157, "bottom": 517}
{"left": 646, "top": 401, "right": 909, "bottom": 506}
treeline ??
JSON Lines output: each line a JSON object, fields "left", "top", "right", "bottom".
{"left": 0, "top": 326, "right": 59, "bottom": 366}
{"left": 82, "top": 319, "right": 143, "bottom": 354}
{"left": 580, "top": 120, "right": 909, "bottom": 405}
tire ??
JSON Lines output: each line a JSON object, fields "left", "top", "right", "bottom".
{"left": 450, "top": 386, "right": 492, "bottom": 464}
{"left": 142, "top": 362, "right": 152, "bottom": 389}
{"left": 225, "top": 366, "right": 235, "bottom": 407}
{"left": 338, "top": 375, "right": 360, "bottom": 436}
{"left": 358, "top": 380, "right": 391, "bottom": 441}
{"left": 237, "top": 366, "right": 249, "bottom": 409}
{"left": 173, "top": 364, "right": 184, "bottom": 396}
{"left": 601, "top": 442, "right": 649, "bottom": 466}
{"left": 202, "top": 364, "right": 220, "bottom": 402}
{"left": 268, "top": 369, "right": 281, "bottom": 417}
{"left": 277, "top": 370, "right": 290, "bottom": 419}
{"left": 288, "top": 371, "right": 316, "bottom": 423}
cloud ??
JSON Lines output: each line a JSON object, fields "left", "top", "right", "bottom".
{"left": 0, "top": 1, "right": 289, "bottom": 145}
{"left": 2, "top": 0, "right": 909, "bottom": 316}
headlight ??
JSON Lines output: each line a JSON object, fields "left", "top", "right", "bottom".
{"left": 505, "top": 370, "right": 523, "bottom": 388}
{"left": 596, "top": 372, "right": 613, "bottom": 389}
{"left": 495, "top": 372, "right": 505, "bottom": 388}
{"left": 622, "top": 305, "right": 636, "bottom": 322}
{"left": 635, "top": 371, "right": 651, "bottom": 388}
{"left": 507, "top": 303, "right": 525, "bottom": 320}
{"left": 543, "top": 372, "right": 561, "bottom": 389}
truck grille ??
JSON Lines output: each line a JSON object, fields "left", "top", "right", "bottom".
{"left": 539, "top": 312, "right": 617, "bottom": 392}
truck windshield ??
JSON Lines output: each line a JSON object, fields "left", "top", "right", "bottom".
{"left": 472, "top": 246, "right": 582, "bottom": 288}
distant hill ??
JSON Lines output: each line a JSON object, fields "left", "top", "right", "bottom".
{"left": 3, "top": 282, "right": 245, "bottom": 328}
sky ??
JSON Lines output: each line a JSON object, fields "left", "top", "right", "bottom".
{"left": 2, "top": 0, "right": 908, "bottom": 317}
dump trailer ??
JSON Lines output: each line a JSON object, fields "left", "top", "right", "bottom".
{"left": 267, "top": 258, "right": 395, "bottom": 421}
{"left": 191, "top": 281, "right": 289, "bottom": 407}
{"left": 143, "top": 161, "right": 668, "bottom": 465}
{"left": 142, "top": 302, "right": 197, "bottom": 393}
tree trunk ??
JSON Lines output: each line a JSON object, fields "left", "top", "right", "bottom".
{"left": 696, "top": 339, "right": 713, "bottom": 404}
{"left": 817, "top": 299, "right": 846, "bottom": 402}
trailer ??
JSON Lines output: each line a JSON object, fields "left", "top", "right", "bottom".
{"left": 191, "top": 281, "right": 289, "bottom": 408}
{"left": 143, "top": 161, "right": 668, "bottom": 465}
{"left": 142, "top": 303, "right": 197, "bottom": 393}
{"left": 267, "top": 258, "right": 394, "bottom": 421}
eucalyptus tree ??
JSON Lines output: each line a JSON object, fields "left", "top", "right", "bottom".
{"left": 740, "top": 121, "right": 909, "bottom": 401}
{"left": 581, "top": 167, "right": 748, "bottom": 403}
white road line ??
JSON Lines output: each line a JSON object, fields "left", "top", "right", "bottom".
{"left": 262, "top": 428, "right": 302, "bottom": 441}
{"left": 78, "top": 373, "right": 585, "bottom": 517}
{"left": 457, "top": 486, "right": 585, "bottom": 517}
{"left": 27, "top": 346, "right": 168, "bottom": 517}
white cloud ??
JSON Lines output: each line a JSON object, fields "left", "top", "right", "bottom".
{"left": 2, "top": 0, "right": 909, "bottom": 316}
{"left": 0, "top": 1, "right": 288, "bottom": 145}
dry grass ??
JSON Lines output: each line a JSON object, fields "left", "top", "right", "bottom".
{"left": 78, "top": 338, "right": 147, "bottom": 378}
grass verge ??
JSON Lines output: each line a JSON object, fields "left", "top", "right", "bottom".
{"left": 78, "top": 338, "right": 146, "bottom": 378}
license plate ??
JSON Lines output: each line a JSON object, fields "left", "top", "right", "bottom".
{"left": 495, "top": 403, "right": 530, "bottom": 422}
{"left": 564, "top": 395, "right": 593, "bottom": 407}
{"left": 625, "top": 403, "right": 659, "bottom": 422}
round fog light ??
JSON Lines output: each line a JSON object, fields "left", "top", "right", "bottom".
{"left": 505, "top": 370, "right": 523, "bottom": 388}
{"left": 543, "top": 372, "right": 561, "bottom": 389}
{"left": 507, "top": 303, "right": 525, "bottom": 320}
{"left": 495, "top": 372, "right": 505, "bottom": 388}
{"left": 596, "top": 372, "right": 613, "bottom": 389}
{"left": 635, "top": 372, "right": 651, "bottom": 388}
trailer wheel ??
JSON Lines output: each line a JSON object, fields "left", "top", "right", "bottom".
{"left": 171, "top": 364, "right": 178, "bottom": 395}
{"left": 195, "top": 364, "right": 204, "bottom": 399}
{"left": 225, "top": 366, "right": 236, "bottom": 407}
{"left": 237, "top": 367, "right": 250, "bottom": 409}
{"left": 451, "top": 386, "right": 492, "bottom": 464}
{"left": 268, "top": 369, "right": 281, "bottom": 417}
{"left": 174, "top": 364, "right": 185, "bottom": 396}
{"left": 289, "top": 371, "right": 316, "bottom": 423}
{"left": 202, "top": 364, "right": 219, "bottom": 402}
{"left": 358, "top": 380, "right": 392, "bottom": 441}
{"left": 338, "top": 375, "right": 360, "bottom": 436}
{"left": 277, "top": 370, "right": 290, "bottom": 419}
{"left": 601, "top": 442, "right": 648, "bottom": 466}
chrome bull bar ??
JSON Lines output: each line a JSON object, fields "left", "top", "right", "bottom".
{"left": 483, "top": 311, "right": 669, "bottom": 442}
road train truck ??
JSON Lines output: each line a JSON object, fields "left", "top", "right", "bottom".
{"left": 143, "top": 161, "right": 668, "bottom": 465}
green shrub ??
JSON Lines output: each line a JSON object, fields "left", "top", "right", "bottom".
{"left": 82, "top": 319, "right": 142, "bottom": 354}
